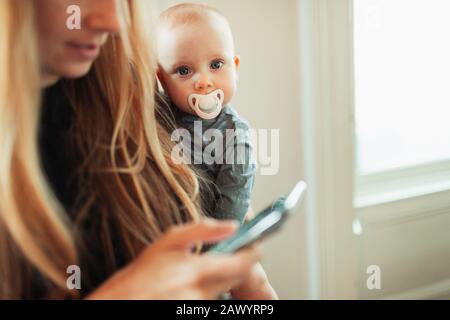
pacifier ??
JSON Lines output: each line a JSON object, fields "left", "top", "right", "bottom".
{"left": 188, "top": 89, "right": 224, "bottom": 120}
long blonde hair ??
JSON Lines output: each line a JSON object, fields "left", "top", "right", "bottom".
{"left": 0, "top": 0, "right": 202, "bottom": 299}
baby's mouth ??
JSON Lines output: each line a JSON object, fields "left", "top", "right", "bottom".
{"left": 188, "top": 89, "right": 225, "bottom": 120}
{"left": 198, "top": 96, "right": 220, "bottom": 113}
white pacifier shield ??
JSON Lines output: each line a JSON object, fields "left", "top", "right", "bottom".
{"left": 188, "top": 89, "right": 224, "bottom": 120}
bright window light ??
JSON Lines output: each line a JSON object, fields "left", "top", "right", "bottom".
{"left": 354, "top": 0, "right": 450, "bottom": 175}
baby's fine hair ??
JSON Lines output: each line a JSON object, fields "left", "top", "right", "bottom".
{"left": 158, "top": 3, "right": 229, "bottom": 29}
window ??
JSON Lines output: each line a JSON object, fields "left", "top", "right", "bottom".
{"left": 354, "top": 0, "right": 450, "bottom": 176}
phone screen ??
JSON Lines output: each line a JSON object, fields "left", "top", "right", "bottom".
{"left": 208, "top": 181, "right": 307, "bottom": 254}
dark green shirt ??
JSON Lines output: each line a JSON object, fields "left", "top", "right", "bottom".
{"left": 171, "top": 103, "right": 257, "bottom": 223}
{"left": 39, "top": 83, "right": 121, "bottom": 298}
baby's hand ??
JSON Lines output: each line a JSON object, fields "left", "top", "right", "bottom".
{"left": 230, "top": 262, "right": 278, "bottom": 300}
{"left": 228, "top": 209, "right": 277, "bottom": 299}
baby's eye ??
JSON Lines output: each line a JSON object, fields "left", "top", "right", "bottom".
{"left": 176, "top": 66, "right": 191, "bottom": 76}
{"left": 210, "top": 60, "right": 224, "bottom": 70}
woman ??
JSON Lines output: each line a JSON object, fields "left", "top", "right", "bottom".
{"left": 0, "top": 0, "right": 271, "bottom": 299}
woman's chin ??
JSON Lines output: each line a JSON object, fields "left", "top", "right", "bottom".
{"left": 61, "top": 63, "right": 95, "bottom": 79}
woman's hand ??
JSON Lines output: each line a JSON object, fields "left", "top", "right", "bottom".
{"left": 87, "top": 219, "right": 261, "bottom": 300}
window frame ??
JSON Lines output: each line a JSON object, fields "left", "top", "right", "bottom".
{"left": 299, "top": 0, "right": 450, "bottom": 299}
{"left": 298, "top": 0, "right": 357, "bottom": 299}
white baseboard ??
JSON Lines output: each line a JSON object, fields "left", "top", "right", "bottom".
{"left": 383, "top": 278, "right": 450, "bottom": 300}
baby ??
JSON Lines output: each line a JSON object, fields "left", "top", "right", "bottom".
{"left": 156, "top": 3, "right": 277, "bottom": 301}
{"left": 156, "top": 3, "right": 256, "bottom": 224}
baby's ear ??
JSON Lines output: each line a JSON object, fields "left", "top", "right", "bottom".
{"left": 156, "top": 66, "right": 163, "bottom": 83}
{"left": 156, "top": 66, "right": 165, "bottom": 90}
{"left": 234, "top": 55, "right": 241, "bottom": 80}
{"left": 234, "top": 55, "right": 241, "bottom": 72}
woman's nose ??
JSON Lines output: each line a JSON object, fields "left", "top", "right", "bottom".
{"left": 84, "top": 0, "right": 123, "bottom": 34}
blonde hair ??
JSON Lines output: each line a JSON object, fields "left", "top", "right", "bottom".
{"left": 0, "top": 0, "right": 202, "bottom": 299}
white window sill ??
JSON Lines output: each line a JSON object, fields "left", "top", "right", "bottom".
{"left": 354, "top": 159, "right": 450, "bottom": 209}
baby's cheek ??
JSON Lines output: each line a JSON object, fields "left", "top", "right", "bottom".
{"left": 173, "top": 91, "right": 195, "bottom": 114}
{"left": 223, "top": 72, "right": 238, "bottom": 100}
{"left": 222, "top": 83, "right": 237, "bottom": 105}
{"left": 167, "top": 84, "right": 185, "bottom": 103}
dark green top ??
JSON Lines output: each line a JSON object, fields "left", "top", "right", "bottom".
{"left": 38, "top": 83, "right": 121, "bottom": 298}
{"left": 171, "top": 102, "right": 257, "bottom": 223}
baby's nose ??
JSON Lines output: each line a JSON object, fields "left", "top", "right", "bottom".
{"left": 194, "top": 76, "right": 213, "bottom": 91}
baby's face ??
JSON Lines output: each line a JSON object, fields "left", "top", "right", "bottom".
{"left": 157, "top": 16, "right": 239, "bottom": 116}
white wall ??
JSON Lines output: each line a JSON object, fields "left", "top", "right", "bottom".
{"left": 155, "top": 0, "right": 309, "bottom": 299}
{"left": 357, "top": 190, "right": 450, "bottom": 299}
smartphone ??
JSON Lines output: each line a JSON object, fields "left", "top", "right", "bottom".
{"left": 208, "top": 180, "right": 307, "bottom": 254}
